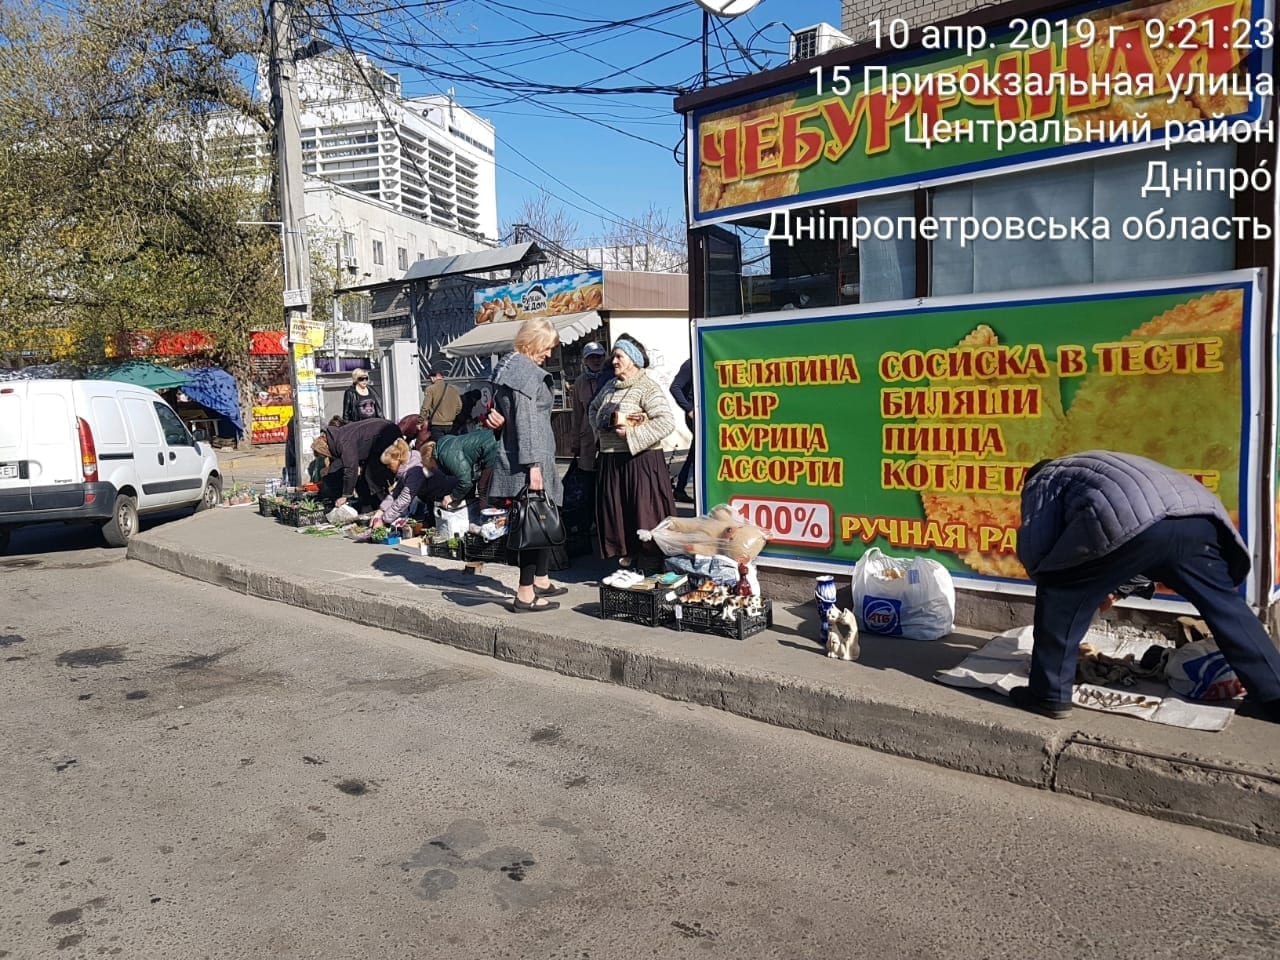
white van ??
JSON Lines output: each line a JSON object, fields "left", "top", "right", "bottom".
{"left": 0, "top": 379, "right": 221, "bottom": 552}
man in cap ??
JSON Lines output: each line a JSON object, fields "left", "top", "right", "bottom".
{"left": 420, "top": 364, "right": 462, "bottom": 443}
{"left": 1011, "top": 449, "right": 1280, "bottom": 722}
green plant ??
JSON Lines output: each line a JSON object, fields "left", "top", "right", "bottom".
{"left": 447, "top": 535, "right": 461, "bottom": 549}
{"left": 370, "top": 526, "right": 389, "bottom": 544}
{"left": 296, "top": 498, "right": 323, "bottom": 512}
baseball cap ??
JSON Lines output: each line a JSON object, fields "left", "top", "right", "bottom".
{"left": 582, "top": 341, "right": 606, "bottom": 358}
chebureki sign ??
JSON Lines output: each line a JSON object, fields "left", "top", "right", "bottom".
{"left": 690, "top": 0, "right": 1271, "bottom": 224}
{"left": 696, "top": 272, "right": 1262, "bottom": 586}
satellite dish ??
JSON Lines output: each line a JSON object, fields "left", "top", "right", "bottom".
{"left": 692, "top": 0, "right": 762, "bottom": 17}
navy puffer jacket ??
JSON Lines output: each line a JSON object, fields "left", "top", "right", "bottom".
{"left": 1016, "top": 450, "right": 1249, "bottom": 583}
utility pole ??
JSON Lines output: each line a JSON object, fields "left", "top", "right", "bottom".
{"left": 268, "top": 0, "right": 320, "bottom": 485}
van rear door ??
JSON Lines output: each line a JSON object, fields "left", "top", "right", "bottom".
{"left": 26, "top": 382, "right": 80, "bottom": 487}
{"left": 0, "top": 383, "right": 32, "bottom": 512}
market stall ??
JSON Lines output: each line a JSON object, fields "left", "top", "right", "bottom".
{"left": 445, "top": 269, "right": 691, "bottom": 457}
{"left": 674, "top": 0, "right": 1277, "bottom": 618}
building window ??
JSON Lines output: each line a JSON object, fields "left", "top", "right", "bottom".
{"left": 418, "top": 252, "right": 426, "bottom": 261}
{"left": 372, "top": 240, "right": 385, "bottom": 266}
{"left": 397, "top": 246, "right": 408, "bottom": 271}
{"left": 342, "top": 231, "right": 356, "bottom": 259}
{"left": 698, "top": 195, "right": 912, "bottom": 317}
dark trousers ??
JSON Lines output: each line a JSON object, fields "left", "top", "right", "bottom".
{"left": 516, "top": 547, "right": 550, "bottom": 588}
{"left": 675, "top": 425, "right": 695, "bottom": 493}
{"left": 1030, "top": 516, "right": 1280, "bottom": 704}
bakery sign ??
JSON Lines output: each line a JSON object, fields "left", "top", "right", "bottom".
{"left": 473, "top": 270, "right": 604, "bottom": 324}
{"left": 689, "top": 0, "right": 1272, "bottom": 224}
{"left": 693, "top": 270, "right": 1266, "bottom": 597}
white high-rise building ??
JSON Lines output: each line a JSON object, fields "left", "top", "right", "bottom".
{"left": 294, "top": 56, "right": 498, "bottom": 241}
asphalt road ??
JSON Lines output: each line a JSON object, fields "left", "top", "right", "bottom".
{"left": 2, "top": 509, "right": 195, "bottom": 568}
{"left": 2, "top": 562, "right": 1278, "bottom": 960}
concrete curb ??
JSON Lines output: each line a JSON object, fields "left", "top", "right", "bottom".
{"left": 129, "top": 537, "right": 1280, "bottom": 847}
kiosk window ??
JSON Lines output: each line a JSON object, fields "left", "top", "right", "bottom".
{"left": 930, "top": 141, "right": 1236, "bottom": 296}
{"left": 700, "top": 193, "right": 916, "bottom": 316}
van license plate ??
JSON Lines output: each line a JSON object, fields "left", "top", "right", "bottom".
{"left": 0, "top": 463, "right": 17, "bottom": 480}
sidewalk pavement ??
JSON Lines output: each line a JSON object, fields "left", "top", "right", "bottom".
{"left": 128, "top": 506, "right": 1280, "bottom": 847}
{"left": 215, "top": 444, "right": 287, "bottom": 491}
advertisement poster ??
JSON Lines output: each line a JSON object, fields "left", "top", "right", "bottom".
{"left": 696, "top": 272, "right": 1262, "bottom": 592}
{"left": 690, "top": 0, "right": 1271, "bottom": 224}
{"left": 251, "top": 405, "right": 293, "bottom": 444}
{"left": 474, "top": 270, "right": 603, "bottom": 324}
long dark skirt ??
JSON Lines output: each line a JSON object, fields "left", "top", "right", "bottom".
{"left": 596, "top": 448, "right": 676, "bottom": 561}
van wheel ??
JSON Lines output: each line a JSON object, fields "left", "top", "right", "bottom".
{"left": 101, "top": 494, "right": 138, "bottom": 548}
{"left": 194, "top": 476, "right": 222, "bottom": 512}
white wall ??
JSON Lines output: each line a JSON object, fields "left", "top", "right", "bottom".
{"left": 305, "top": 179, "right": 490, "bottom": 288}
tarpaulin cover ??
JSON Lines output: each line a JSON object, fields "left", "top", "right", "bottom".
{"left": 87, "top": 360, "right": 190, "bottom": 390}
{"left": 181, "top": 366, "right": 245, "bottom": 434}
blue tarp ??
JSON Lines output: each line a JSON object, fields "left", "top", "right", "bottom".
{"left": 181, "top": 366, "right": 245, "bottom": 435}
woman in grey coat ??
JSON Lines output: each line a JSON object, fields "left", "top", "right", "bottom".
{"left": 489, "top": 317, "right": 568, "bottom": 612}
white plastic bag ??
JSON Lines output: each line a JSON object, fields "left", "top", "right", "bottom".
{"left": 1165, "top": 638, "right": 1245, "bottom": 701}
{"left": 851, "top": 547, "right": 955, "bottom": 640}
{"left": 435, "top": 502, "right": 470, "bottom": 541}
{"left": 326, "top": 504, "right": 358, "bottom": 525}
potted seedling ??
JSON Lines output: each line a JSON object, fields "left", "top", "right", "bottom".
{"left": 293, "top": 497, "right": 326, "bottom": 527}
{"left": 224, "top": 480, "right": 255, "bottom": 506}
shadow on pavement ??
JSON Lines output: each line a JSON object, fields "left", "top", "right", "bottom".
{"left": 3, "top": 509, "right": 196, "bottom": 566}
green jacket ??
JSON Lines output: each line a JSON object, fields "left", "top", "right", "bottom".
{"left": 434, "top": 431, "right": 499, "bottom": 501}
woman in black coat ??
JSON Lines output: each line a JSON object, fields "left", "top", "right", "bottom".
{"left": 342, "top": 368, "right": 383, "bottom": 422}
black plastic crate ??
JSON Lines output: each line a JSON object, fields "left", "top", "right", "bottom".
{"left": 462, "top": 533, "right": 510, "bottom": 564}
{"left": 257, "top": 495, "right": 278, "bottom": 517}
{"left": 277, "top": 502, "right": 326, "bottom": 527}
{"left": 598, "top": 583, "right": 674, "bottom": 628}
{"left": 427, "top": 539, "right": 464, "bottom": 561}
{"left": 671, "top": 596, "right": 772, "bottom": 640}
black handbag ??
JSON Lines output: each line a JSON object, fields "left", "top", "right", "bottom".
{"left": 507, "top": 488, "right": 566, "bottom": 551}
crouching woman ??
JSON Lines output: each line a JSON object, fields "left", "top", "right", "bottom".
{"left": 371, "top": 438, "right": 455, "bottom": 529}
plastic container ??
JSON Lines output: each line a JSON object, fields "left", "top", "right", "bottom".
{"left": 598, "top": 584, "right": 674, "bottom": 628}
{"left": 671, "top": 597, "right": 773, "bottom": 641}
{"left": 463, "top": 533, "right": 508, "bottom": 564}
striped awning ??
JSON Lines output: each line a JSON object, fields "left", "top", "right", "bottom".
{"left": 443, "top": 310, "right": 602, "bottom": 358}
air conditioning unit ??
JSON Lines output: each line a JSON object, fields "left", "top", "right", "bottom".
{"left": 789, "top": 23, "right": 854, "bottom": 62}
{"left": 343, "top": 256, "right": 359, "bottom": 270}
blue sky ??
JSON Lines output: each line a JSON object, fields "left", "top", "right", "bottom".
{"left": 390, "top": 0, "right": 845, "bottom": 243}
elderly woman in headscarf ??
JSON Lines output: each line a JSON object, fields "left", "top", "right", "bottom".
{"left": 587, "top": 334, "right": 676, "bottom": 570}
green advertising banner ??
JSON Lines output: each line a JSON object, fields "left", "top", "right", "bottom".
{"left": 696, "top": 273, "right": 1262, "bottom": 586}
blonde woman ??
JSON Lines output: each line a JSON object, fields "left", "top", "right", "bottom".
{"left": 588, "top": 335, "right": 675, "bottom": 568}
{"left": 370, "top": 437, "right": 455, "bottom": 529}
{"left": 342, "top": 367, "right": 383, "bottom": 422}
{"left": 489, "top": 317, "right": 568, "bottom": 612}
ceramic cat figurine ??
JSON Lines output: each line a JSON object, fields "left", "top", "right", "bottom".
{"left": 826, "top": 606, "right": 860, "bottom": 661}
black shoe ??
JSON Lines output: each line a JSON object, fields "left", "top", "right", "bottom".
{"left": 1009, "top": 685, "right": 1073, "bottom": 719}
{"left": 1237, "top": 698, "right": 1280, "bottom": 723}
{"left": 673, "top": 489, "right": 694, "bottom": 503}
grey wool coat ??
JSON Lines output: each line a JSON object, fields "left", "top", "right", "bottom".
{"left": 489, "top": 351, "right": 563, "bottom": 505}
{"left": 1016, "top": 450, "right": 1249, "bottom": 583}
